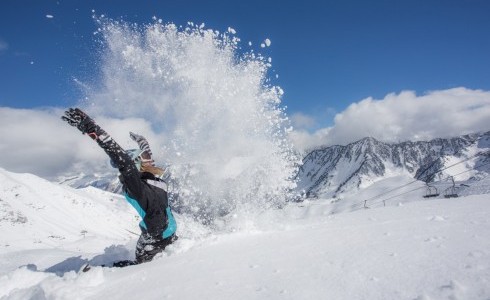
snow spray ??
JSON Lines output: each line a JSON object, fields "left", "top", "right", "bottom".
{"left": 83, "top": 17, "right": 300, "bottom": 226}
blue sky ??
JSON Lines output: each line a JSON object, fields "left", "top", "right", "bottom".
{"left": 1, "top": 0, "right": 489, "bottom": 127}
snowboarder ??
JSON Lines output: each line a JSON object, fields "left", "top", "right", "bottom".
{"left": 62, "top": 108, "right": 177, "bottom": 267}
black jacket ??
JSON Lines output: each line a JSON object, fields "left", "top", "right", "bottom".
{"left": 96, "top": 136, "right": 174, "bottom": 238}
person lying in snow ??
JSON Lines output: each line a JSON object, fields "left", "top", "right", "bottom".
{"left": 62, "top": 108, "right": 177, "bottom": 267}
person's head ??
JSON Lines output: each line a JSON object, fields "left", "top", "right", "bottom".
{"left": 124, "top": 149, "right": 165, "bottom": 177}
{"left": 126, "top": 149, "right": 153, "bottom": 170}
{"left": 111, "top": 132, "right": 165, "bottom": 177}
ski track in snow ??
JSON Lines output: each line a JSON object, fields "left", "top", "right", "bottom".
{"left": 1, "top": 168, "right": 490, "bottom": 299}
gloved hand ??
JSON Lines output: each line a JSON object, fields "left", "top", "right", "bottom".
{"left": 129, "top": 132, "right": 153, "bottom": 156}
{"left": 62, "top": 108, "right": 105, "bottom": 140}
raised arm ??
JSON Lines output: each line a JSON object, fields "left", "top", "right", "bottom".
{"left": 61, "top": 108, "right": 127, "bottom": 164}
{"left": 61, "top": 108, "right": 144, "bottom": 195}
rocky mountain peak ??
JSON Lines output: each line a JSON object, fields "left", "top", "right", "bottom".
{"left": 297, "top": 131, "right": 490, "bottom": 199}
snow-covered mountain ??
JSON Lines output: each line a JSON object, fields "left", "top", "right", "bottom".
{"left": 297, "top": 131, "right": 490, "bottom": 199}
{"left": 57, "top": 172, "right": 122, "bottom": 194}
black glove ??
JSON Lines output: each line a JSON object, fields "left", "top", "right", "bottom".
{"left": 62, "top": 108, "right": 106, "bottom": 140}
{"left": 129, "top": 132, "right": 153, "bottom": 156}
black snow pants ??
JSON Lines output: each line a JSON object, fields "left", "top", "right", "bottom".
{"left": 135, "top": 233, "right": 178, "bottom": 263}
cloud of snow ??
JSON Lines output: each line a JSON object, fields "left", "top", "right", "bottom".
{"left": 290, "top": 87, "right": 490, "bottom": 151}
{"left": 78, "top": 17, "right": 299, "bottom": 222}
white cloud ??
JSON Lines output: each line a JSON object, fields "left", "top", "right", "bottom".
{"left": 290, "top": 87, "right": 490, "bottom": 151}
{"left": 289, "top": 128, "right": 330, "bottom": 153}
{"left": 290, "top": 112, "right": 317, "bottom": 129}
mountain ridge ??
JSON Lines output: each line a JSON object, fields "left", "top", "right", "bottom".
{"left": 297, "top": 131, "right": 490, "bottom": 199}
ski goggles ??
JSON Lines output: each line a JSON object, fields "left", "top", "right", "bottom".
{"left": 138, "top": 150, "right": 152, "bottom": 162}
{"left": 110, "top": 149, "right": 154, "bottom": 169}
{"left": 132, "top": 150, "right": 154, "bottom": 167}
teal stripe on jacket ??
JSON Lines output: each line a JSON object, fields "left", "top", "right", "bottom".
{"left": 124, "top": 193, "right": 177, "bottom": 238}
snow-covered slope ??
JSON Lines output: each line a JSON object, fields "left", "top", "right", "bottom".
{"left": 1, "top": 168, "right": 490, "bottom": 299}
{"left": 298, "top": 131, "right": 490, "bottom": 199}
{"left": 0, "top": 168, "right": 138, "bottom": 253}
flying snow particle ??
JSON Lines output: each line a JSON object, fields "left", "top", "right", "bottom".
{"left": 261, "top": 43, "right": 265, "bottom": 48}
{"left": 228, "top": 27, "right": 236, "bottom": 34}
{"left": 152, "top": 16, "right": 163, "bottom": 24}
{"left": 248, "top": 41, "right": 252, "bottom": 46}
{"left": 46, "top": 14, "right": 54, "bottom": 19}
{"left": 265, "top": 39, "right": 271, "bottom": 47}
